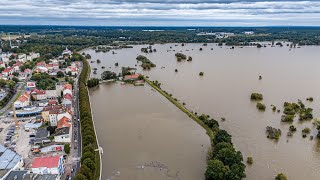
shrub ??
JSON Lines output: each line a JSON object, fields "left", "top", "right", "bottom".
{"left": 199, "top": 72, "right": 204, "bottom": 76}
{"left": 247, "top": 157, "right": 253, "bottom": 165}
{"left": 64, "top": 144, "right": 70, "bottom": 154}
{"left": 250, "top": 93, "right": 263, "bottom": 101}
{"left": 256, "top": 102, "right": 266, "bottom": 111}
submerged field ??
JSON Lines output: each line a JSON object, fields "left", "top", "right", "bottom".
{"left": 85, "top": 43, "right": 320, "bottom": 180}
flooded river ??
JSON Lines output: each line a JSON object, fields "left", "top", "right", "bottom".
{"left": 85, "top": 43, "right": 320, "bottom": 180}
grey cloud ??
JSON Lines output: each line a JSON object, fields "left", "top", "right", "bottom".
{"left": 0, "top": 0, "right": 320, "bottom": 26}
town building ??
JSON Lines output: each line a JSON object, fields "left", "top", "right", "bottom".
{"left": 31, "top": 155, "right": 64, "bottom": 175}
{"left": 54, "top": 127, "right": 71, "bottom": 143}
{"left": 14, "top": 92, "right": 31, "bottom": 109}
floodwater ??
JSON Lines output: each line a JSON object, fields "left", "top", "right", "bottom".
{"left": 89, "top": 83, "right": 210, "bottom": 180}
{"left": 85, "top": 43, "right": 320, "bottom": 180}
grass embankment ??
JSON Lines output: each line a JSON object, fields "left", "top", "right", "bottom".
{"left": 74, "top": 54, "right": 101, "bottom": 180}
{"left": 145, "top": 78, "right": 246, "bottom": 180}
{"left": 145, "top": 78, "right": 214, "bottom": 140}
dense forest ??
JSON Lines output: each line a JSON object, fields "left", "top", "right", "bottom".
{"left": 1, "top": 26, "right": 320, "bottom": 59}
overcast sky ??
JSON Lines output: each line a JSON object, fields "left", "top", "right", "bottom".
{"left": 0, "top": 0, "right": 319, "bottom": 26}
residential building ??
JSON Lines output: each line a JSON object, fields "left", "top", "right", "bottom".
{"left": 31, "top": 89, "right": 47, "bottom": 101}
{"left": 54, "top": 127, "right": 71, "bottom": 143}
{"left": 124, "top": 74, "right": 140, "bottom": 81}
{"left": 31, "top": 155, "right": 64, "bottom": 175}
{"left": 62, "top": 47, "right": 72, "bottom": 56}
{"left": 14, "top": 92, "right": 31, "bottom": 109}
{"left": 26, "top": 52, "right": 40, "bottom": 61}
{"left": 63, "top": 84, "right": 72, "bottom": 96}
{"left": 49, "top": 110, "right": 58, "bottom": 126}
{"left": 65, "top": 66, "right": 78, "bottom": 76}
{"left": 26, "top": 82, "right": 36, "bottom": 91}
{"left": 57, "top": 116, "right": 71, "bottom": 129}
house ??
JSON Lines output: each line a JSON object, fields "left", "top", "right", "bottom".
{"left": 31, "top": 155, "right": 64, "bottom": 175}
{"left": 36, "top": 61, "right": 46, "bottom": 67}
{"left": 54, "top": 127, "right": 71, "bottom": 143}
{"left": 31, "top": 89, "right": 47, "bottom": 101}
{"left": 26, "top": 52, "right": 40, "bottom": 61}
{"left": 13, "top": 62, "right": 22, "bottom": 71}
{"left": 63, "top": 84, "right": 72, "bottom": 96}
{"left": 17, "top": 54, "right": 26, "bottom": 63}
{"left": 14, "top": 92, "right": 30, "bottom": 109}
{"left": 0, "top": 144, "right": 24, "bottom": 180}
{"left": 37, "top": 100, "right": 49, "bottom": 107}
{"left": 49, "top": 110, "right": 59, "bottom": 126}
{"left": 46, "top": 63, "right": 59, "bottom": 70}
{"left": 41, "top": 105, "right": 63, "bottom": 122}
{"left": 62, "top": 94, "right": 72, "bottom": 106}
{"left": 65, "top": 66, "right": 78, "bottom": 76}
{"left": 32, "top": 128, "right": 50, "bottom": 145}
{"left": 2, "top": 67, "right": 15, "bottom": 77}
{"left": 34, "top": 66, "right": 48, "bottom": 73}
{"left": 46, "top": 90, "right": 58, "bottom": 99}
{"left": 124, "top": 74, "right": 140, "bottom": 81}
{"left": 57, "top": 116, "right": 71, "bottom": 129}
{"left": 26, "top": 81, "right": 36, "bottom": 91}
{"left": 62, "top": 47, "right": 72, "bottom": 56}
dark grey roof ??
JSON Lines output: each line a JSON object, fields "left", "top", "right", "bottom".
{"left": 55, "top": 127, "right": 70, "bottom": 136}
{"left": 23, "top": 173, "right": 58, "bottom": 180}
{"left": 35, "top": 128, "right": 49, "bottom": 138}
{"left": 5, "top": 170, "right": 28, "bottom": 180}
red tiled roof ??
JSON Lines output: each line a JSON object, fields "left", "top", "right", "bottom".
{"left": 27, "top": 82, "right": 36, "bottom": 87}
{"left": 3, "top": 68, "right": 12, "bottom": 73}
{"left": 36, "top": 62, "right": 46, "bottom": 66}
{"left": 64, "top": 94, "right": 72, "bottom": 100}
{"left": 64, "top": 84, "right": 72, "bottom": 90}
{"left": 43, "top": 105, "right": 62, "bottom": 111}
{"left": 124, "top": 74, "right": 140, "bottom": 80}
{"left": 32, "top": 155, "right": 61, "bottom": 168}
{"left": 57, "top": 116, "right": 71, "bottom": 128}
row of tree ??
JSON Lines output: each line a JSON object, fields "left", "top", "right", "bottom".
{"left": 87, "top": 78, "right": 100, "bottom": 88}
{"left": 74, "top": 55, "right": 100, "bottom": 180}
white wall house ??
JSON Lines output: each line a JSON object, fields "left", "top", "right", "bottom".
{"left": 54, "top": 127, "right": 71, "bottom": 143}
{"left": 31, "top": 155, "right": 64, "bottom": 175}
{"left": 49, "top": 111, "right": 58, "bottom": 126}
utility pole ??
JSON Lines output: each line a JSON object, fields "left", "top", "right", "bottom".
{"left": 13, "top": 106, "right": 19, "bottom": 129}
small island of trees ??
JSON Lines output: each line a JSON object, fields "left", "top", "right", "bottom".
{"left": 175, "top": 53, "right": 187, "bottom": 61}
{"left": 256, "top": 102, "right": 266, "bottom": 111}
{"left": 101, "top": 70, "right": 117, "bottom": 80}
{"left": 136, "top": 55, "right": 156, "bottom": 70}
{"left": 275, "top": 173, "right": 287, "bottom": 180}
{"left": 250, "top": 93, "right": 263, "bottom": 101}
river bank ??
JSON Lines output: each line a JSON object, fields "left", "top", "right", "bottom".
{"left": 74, "top": 54, "right": 101, "bottom": 180}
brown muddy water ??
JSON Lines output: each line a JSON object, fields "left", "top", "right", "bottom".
{"left": 85, "top": 43, "right": 320, "bottom": 180}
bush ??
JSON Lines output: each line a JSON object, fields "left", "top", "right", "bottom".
{"left": 199, "top": 72, "right": 204, "bottom": 76}
{"left": 247, "top": 157, "right": 253, "bottom": 165}
{"left": 275, "top": 173, "right": 287, "bottom": 180}
{"left": 250, "top": 93, "right": 263, "bottom": 101}
{"left": 256, "top": 102, "right": 266, "bottom": 111}
{"left": 64, "top": 144, "right": 70, "bottom": 154}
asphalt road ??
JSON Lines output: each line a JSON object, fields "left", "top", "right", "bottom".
{"left": 0, "top": 82, "right": 24, "bottom": 115}
{"left": 72, "top": 62, "right": 82, "bottom": 177}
